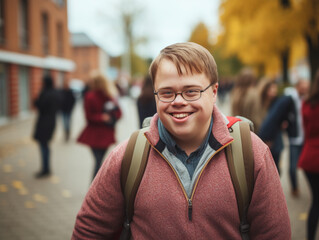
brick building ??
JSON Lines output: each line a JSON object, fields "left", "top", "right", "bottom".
{"left": 0, "top": 0, "right": 75, "bottom": 123}
{"left": 70, "top": 32, "right": 109, "bottom": 84}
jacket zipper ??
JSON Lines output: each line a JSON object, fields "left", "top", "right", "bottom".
{"left": 188, "top": 199, "right": 193, "bottom": 221}
{"left": 145, "top": 135, "right": 233, "bottom": 221}
{"left": 188, "top": 141, "right": 233, "bottom": 221}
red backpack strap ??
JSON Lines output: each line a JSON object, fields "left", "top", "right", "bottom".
{"left": 228, "top": 116, "right": 255, "bottom": 132}
{"left": 226, "top": 116, "right": 242, "bottom": 128}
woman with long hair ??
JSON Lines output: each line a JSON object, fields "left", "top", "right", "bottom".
{"left": 257, "top": 79, "right": 289, "bottom": 174}
{"left": 298, "top": 70, "right": 319, "bottom": 240}
{"left": 77, "top": 71, "right": 122, "bottom": 180}
{"left": 251, "top": 78, "right": 279, "bottom": 133}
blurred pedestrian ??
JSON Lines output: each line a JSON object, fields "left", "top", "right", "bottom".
{"left": 60, "top": 80, "right": 76, "bottom": 141}
{"left": 298, "top": 70, "right": 319, "bottom": 240}
{"left": 217, "top": 76, "right": 233, "bottom": 104}
{"left": 137, "top": 74, "right": 157, "bottom": 127}
{"left": 77, "top": 71, "right": 122, "bottom": 180}
{"left": 33, "top": 75, "right": 61, "bottom": 178}
{"left": 250, "top": 77, "right": 278, "bottom": 133}
{"left": 258, "top": 80, "right": 293, "bottom": 174}
{"left": 230, "top": 68, "right": 257, "bottom": 119}
{"left": 284, "top": 78, "right": 310, "bottom": 197}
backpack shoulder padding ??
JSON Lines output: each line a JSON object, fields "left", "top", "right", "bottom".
{"left": 120, "top": 127, "right": 150, "bottom": 238}
{"left": 226, "top": 120, "right": 254, "bottom": 240}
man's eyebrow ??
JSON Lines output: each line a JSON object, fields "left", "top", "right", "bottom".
{"left": 183, "top": 85, "right": 202, "bottom": 88}
{"left": 158, "top": 85, "right": 202, "bottom": 90}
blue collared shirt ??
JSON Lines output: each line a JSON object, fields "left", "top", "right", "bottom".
{"left": 158, "top": 118, "right": 213, "bottom": 179}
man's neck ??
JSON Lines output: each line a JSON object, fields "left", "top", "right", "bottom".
{"left": 158, "top": 117, "right": 213, "bottom": 156}
{"left": 175, "top": 139, "right": 202, "bottom": 156}
{"left": 174, "top": 122, "right": 212, "bottom": 156}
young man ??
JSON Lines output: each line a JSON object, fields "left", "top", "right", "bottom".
{"left": 72, "top": 42, "right": 291, "bottom": 239}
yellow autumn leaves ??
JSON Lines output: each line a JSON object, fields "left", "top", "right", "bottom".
{"left": 218, "top": 0, "right": 317, "bottom": 76}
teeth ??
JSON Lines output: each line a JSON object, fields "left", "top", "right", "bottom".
{"left": 172, "top": 113, "right": 189, "bottom": 119}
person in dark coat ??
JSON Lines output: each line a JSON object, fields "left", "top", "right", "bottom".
{"left": 60, "top": 80, "right": 76, "bottom": 141}
{"left": 77, "top": 71, "right": 122, "bottom": 180}
{"left": 258, "top": 95, "right": 294, "bottom": 174}
{"left": 33, "top": 75, "right": 61, "bottom": 178}
{"left": 137, "top": 75, "right": 157, "bottom": 128}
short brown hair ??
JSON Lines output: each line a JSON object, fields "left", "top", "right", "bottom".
{"left": 149, "top": 42, "right": 218, "bottom": 85}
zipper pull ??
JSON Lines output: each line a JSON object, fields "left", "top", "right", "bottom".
{"left": 188, "top": 199, "right": 193, "bottom": 221}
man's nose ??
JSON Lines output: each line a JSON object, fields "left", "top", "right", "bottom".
{"left": 172, "top": 93, "right": 186, "bottom": 103}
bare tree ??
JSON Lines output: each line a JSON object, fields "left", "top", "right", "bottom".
{"left": 114, "top": 0, "right": 144, "bottom": 76}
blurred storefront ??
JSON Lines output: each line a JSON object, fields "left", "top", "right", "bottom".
{"left": 70, "top": 32, "right": 110, "bottom": 84}
{"left": 0, "top": 0, "right": 75, "bottom": 123}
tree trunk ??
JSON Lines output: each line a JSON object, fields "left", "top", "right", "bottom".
{"left": 306, "top": 33, "right": 319, "bottom": 82}
{"left": 281, "top": 48, "right": 290, "bottom": 84}
{"left": 256, "top": 63, "right": 265, "bottom": 78}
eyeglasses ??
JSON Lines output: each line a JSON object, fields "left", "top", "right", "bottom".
{"left": 154, "top": 83, "right": 214, "bottom": 103}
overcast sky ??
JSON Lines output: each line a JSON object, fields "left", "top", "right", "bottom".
{"left": 67, "top": 0, "right": 221, "bottom": 58}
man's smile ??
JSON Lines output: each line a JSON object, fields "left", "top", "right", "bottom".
{"left": 170, "top": 112, "right": 193, "bottom": 119}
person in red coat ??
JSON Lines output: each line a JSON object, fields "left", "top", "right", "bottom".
{"left": 298, "top": 69, "right": 319, "bottom": 240}
{"left": 77, "top": 71, "right": 122, "bottom": 180}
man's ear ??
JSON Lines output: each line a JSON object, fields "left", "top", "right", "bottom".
{"left": 213, "top": 83, "right": 219, "bottom": 95}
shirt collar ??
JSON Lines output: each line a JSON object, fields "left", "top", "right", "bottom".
{"left": 158, "top": 117, "right": 213, "bottom": 155}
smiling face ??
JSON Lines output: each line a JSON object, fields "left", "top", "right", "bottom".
{"left": 154, "top": 59, "right": 218, "bottom": 148}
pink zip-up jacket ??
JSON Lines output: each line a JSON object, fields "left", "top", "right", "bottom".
{"left": 72, "top": 106, "right": 291, "bottom": 240}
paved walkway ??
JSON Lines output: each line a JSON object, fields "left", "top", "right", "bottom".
{"left": 0, "top": 96, "right": 316, "bottom": 240}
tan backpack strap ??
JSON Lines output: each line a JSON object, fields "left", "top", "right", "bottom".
{"left": 120, "top": 127, "right": 150, "bottom": 239}
{"left": 226, "top": 121, "right": 254, "bottom": 240}
{"left": 239, "top": 122, "right": 254, "bottom": 204}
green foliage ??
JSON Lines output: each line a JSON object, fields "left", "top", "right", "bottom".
{"left": 212, "top": 45, "right": 243, "bottom": 77}
{"left": 131, "top": 52, "right": 149, "bottom": 77}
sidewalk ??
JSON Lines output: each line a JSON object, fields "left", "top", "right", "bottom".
{"left": 0, "top": 96, "right": 139, "bottom": 240}
{"left": 0, "top": 96, "right": 315, "bottom": 240}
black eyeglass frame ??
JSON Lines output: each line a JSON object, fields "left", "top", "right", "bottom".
{"left": 154, "top": 82, "right": 215, "bottom": 103}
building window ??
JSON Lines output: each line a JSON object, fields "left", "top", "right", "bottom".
{"left": 18, "top": 0, "right": 29, "bottom": 49}
{"left": 18, "top": 66, "right": 30, "bottom": 113}
{"left": 0, "top": 0, "right": 5, "bottom": 45}
{"left": 42, "top": 13, "right": 49, "bottom": 55}
{"left": 0, "top": 63, "right": 8, "bottom": 118}
{"left": 57, "top": 23, "right": 63, "bottom": 56}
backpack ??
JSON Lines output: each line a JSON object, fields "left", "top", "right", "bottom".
{"left": 119, "top": 116, "right": 254, "bottom": 240}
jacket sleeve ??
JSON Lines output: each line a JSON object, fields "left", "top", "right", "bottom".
{"left": 248, "top": 133, "right": 291, "bottom": 239}
{"left": 72, "top": 142, "right": 127, "bottom": 239}
{"left": 111, "top": 99, "right": 122, "bottom": 121}
{"left": 114, "top": 102, "right": 122, "bottom": 120}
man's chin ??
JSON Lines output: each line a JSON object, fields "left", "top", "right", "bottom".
{"left": 171, "top": 131, "right": 193, "bottom": 143}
